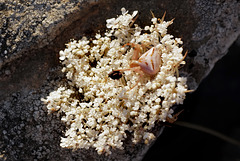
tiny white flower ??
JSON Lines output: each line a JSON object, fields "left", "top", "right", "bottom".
{"left": 121, "top": 8, "right": 128, "bottom": 15}
{"left": 132, "top": 10, "right": 138, "bottom": 17}
{"left": 151, "top": 17, "right": 157, "bottom": 24}
{"left": 106, "top": 18, "right": 116, "bottom": 29}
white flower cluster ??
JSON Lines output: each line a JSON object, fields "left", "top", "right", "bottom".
{"left": 42, "top": 8, "right": 188, "bottom": 155}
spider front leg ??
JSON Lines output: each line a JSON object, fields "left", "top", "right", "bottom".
{"left": 127, "top": 63, "right": 145, "bottom": 90}
{"left": 123, "top": 43, "right": 142, "bottom": 60}
{"left": 113, "top": 43, "right": 141, "bottom": 74}
{"left": 114, "top": 64, "right": 143, "bottom": 90}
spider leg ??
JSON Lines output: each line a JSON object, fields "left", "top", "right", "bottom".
{"left": 123, "top": 43, "right": 142, "bottom": 60}
{"left": 115, "top": 68, "right": 131, "bottom": 72}
{"left": 116, "top": 65, "right": 143, "bottom": 91}
{"left": 128, "top": 66, "right": 144, "bottom": 91}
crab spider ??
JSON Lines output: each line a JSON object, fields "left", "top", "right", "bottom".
{"left": 113, "top": 42, "right": 188, "bottom": 90}
{"left": 113, "top": 43, "right": 162, "bottom": 90}
{"left": 124, "top": 43, "right": 162, "bottom": 76}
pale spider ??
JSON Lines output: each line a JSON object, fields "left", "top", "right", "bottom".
{"left": 113, "top": 42, "right": 187, "bottom": 90}
{"left": 110, "top": 11, "right": 187, "bottom": 90}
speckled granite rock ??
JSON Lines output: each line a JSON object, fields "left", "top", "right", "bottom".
{"left": 0, "top": 0, "right": 239, "bottom": 160}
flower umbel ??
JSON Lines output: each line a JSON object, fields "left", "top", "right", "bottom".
{"left": 42, "top": 8, "right": 188, "bottom": 155}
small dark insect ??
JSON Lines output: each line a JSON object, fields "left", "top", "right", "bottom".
{"left": 108, "top": 70, "right": 123, "bottom": 80}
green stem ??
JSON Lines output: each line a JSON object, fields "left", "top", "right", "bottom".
{"left": 174, "top": 121, "right": 240, "bottom": 147}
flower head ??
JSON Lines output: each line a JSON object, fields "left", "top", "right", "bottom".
{"left": 42, "top": 8, "right": 188, "bottom": 155}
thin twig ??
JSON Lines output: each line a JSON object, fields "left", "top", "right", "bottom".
{"left": 174, "top": 121, "right": 240, "bottom": 147}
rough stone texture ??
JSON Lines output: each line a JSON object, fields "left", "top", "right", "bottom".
{"left": 0, "top": 0, "right": 239, "bottom": 160}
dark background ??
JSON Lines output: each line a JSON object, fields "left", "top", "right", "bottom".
{"left": 143, "top": 39, "right": 240, "bottom": 161}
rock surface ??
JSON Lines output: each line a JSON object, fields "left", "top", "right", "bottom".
{"left": 0, "top": 0, "right": 239, "bottom": 160}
